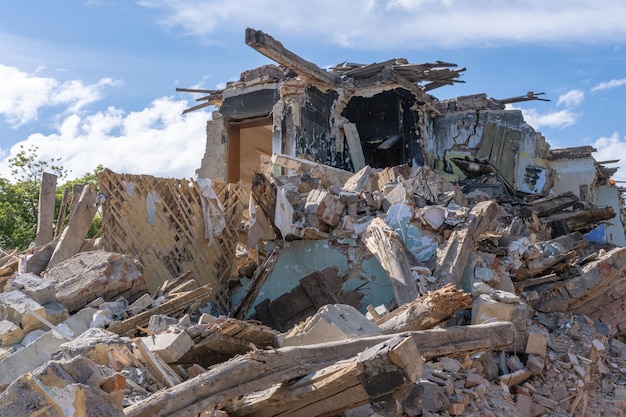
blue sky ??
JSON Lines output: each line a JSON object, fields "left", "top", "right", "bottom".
{"left": 1, "top": 1, "right": 626, "bottom": 181}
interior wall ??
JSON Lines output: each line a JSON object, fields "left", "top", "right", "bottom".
{"left": 228, "top": 120, "right": 273, "bottom": 186}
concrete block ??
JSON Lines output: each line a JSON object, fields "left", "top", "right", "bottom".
{"left": 20, "top": 329, "right": 47, "bottom": 347}
{"left": 305, "top": 189, "right": 345, "bottom": 227}
{"left": 11, "top": 273, "right": 57, "bottom": 305}
{"left": 0, "top": 307, "right": 96, "bottom": 390}
{"left": 525, "top": 331, "right": 548, "bottom": 357}
{"left": 279, "top": 304, "right": 381, "bottom": 347}
{"left": 44, "top": 251, "right": 146, "bottom": 313}
{"left": 0, "top": 290, "right": 45, "bottom": 331}
{"left": 0, "top": 355, "right": 124, "bottom": 417}
{"left": 0, "top": 319, "right": 23, "bottom": 346}
{"left": 471, "top": 293, "right": 528, "bottom": 351}
{"left": 43, "top": 301, "right": 69, "bottom": 325}
{"left": 141, "top": 330, "right": 194, "bottom": 363}
{"left": 57, "top": 328, "right": 132, "bottom": 365}
{"left": 126, "top": 293, "right": 153, "bottom": 315}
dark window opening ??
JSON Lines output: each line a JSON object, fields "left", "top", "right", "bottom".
{"left": 342, "top": 88, "right": 422, "bottom": 169}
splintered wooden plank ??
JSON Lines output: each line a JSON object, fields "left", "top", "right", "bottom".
{"left": 364, "top": 217, "right": 418, "bottom": 306}
{"left": 342, "top": 122, "right": 366, "bottom": 171}
{"left": 125, "top": 323, "right": 514, "bottom": 417}
{"left": 245, "top": 28, "right": 337, "bottom": 88}
{"left": 300, "top": 272, "right": 340, "bottom": 308}
{"left": 225, "top": 335, "right": 423, "bottom": 417}
{"left": 48, "top": 185, "right": 98, "bottom": 269}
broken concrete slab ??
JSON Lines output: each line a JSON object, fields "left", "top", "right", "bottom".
{"left": 0, "top": 307, "right": 96, "bottom": 390}
{"left": 44, "top": 251, "right": 146, "bottom": 313}
{"left": 0, "top": 355, "right": 125, "bottom": 417}
{"left": 0, "top": 290, "right": 46, "bottom": 333}
{"left": 10, "top": 272, "right": 57, "bottom": 305}
{"left": 278, "top": 303, "right": 381, "bottom": 347}
{"left": 55, "top": 327, "right": 132, "bottom": 366}
{"left": 141, "top": 330, "right": 194, "bottom": 364}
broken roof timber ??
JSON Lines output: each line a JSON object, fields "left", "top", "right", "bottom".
{"left": 383, "top": 68, "right": 441, "bottom": 115}
{"left": 245, "top": 27, "right": 338, "bottom": 89}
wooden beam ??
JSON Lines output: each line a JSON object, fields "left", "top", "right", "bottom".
{"left": 245, "top": 28, "right": 337, "bottom": 89}
{"left": 124, "top": 322, "right": 514, "bottom": 417}
{"left": 35, "top": 172, "right": 57, "bottom": 247}
{"left": 377, "top": 284, "right": 471, "bottom": 333}
{"left": 342, "top": 122, "right": 366, "bottom": 171}
{"left": 364, "top": 217, "right": 419, "bottom": 306}
{"left": 224, "top": 335, "right": 423, "bottom": 416}
{"left": 47, "top": 185, "right": 98, "bottom": 269}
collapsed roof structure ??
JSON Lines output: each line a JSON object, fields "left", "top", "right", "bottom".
{"left": 2, "top": 28, "right": 626, "bottom": 416}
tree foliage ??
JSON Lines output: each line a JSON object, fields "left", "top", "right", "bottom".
{"left": 0, "top": 145, "right": 102, "bottom": 251}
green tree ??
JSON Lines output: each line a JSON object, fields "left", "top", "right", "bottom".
{"left": 0, "top": 145, "right": 102, "bottom": 250}
{"left": 0, "top": 145, "right": 68, "bottom": 250}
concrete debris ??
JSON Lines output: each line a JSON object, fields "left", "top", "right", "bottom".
{"left": 2, "top": 27, "right": 626, "bottom": 417}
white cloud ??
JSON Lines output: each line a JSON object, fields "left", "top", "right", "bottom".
{"left": 591, "top": 78, "right": 626, "bottom": 92}
{"left": 557, "top": 90, "right": 584, "bottom": 107}
{"left": 0, "top": 65, "right": 119, "bottom": 128}
{"left": 138, "top": 0, "right": 626, "bottom": 48}
{"left": 593, "top": 132, "right": 626, "bottom": 178}
{"left": 0, "top": 97, "right": 210, "bottom": 181}
{"left": 519, "top": 108, "right": 578, "bottom": 130}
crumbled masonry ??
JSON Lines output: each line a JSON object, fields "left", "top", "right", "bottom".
{"left": 1, "top": 27, "right": 626, "bottom": 416}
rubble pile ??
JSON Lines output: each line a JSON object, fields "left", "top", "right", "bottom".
{"left": 0, "top": 156, "right": 625, "bottom": 417}
{"left": 2, "top": 27, "right": 626, "bottom": 417}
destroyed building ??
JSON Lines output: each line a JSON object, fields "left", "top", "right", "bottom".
{"left": 2, "top": 27, "right": 626, "bottom": 416}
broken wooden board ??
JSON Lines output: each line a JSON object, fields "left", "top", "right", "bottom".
{"left": 107, "top": 286, "right": 212, "bottom": 337}
{"left": 245, "top": 28, "right": 337, "bottom": 89}
{"left": 364, "top": 217, "right": 419, "bottom": 306}
{"left": 515, "top": 232, "right": 587, "bottom": 280}
{"left": 223, "top": 335, "right": 424, "bottom": 417}
{"left": 124, "top": 322, "right": 514, "bottom": 417}
{"left": 435, "top": 200, "right": 498, "bottom": 287}
{"left": 253, "top": 267, "right": 342, "bottom": 332}
{"left": 539, "top": 205, "right": 615, "bottom": 234}
{"left": 377, "top": 284, "right": 471, "bottom": 333}
{"left": 342, "top": 122, "right": 366, "bottom": 171}
{"left": 47, "top": 184, "right": 98, "bottom": 269}
{"left": 523, "top": 191, "right": 579, "bottom": 217}
{"left": 231, "top": 247, "right": 281, "bottom": 320}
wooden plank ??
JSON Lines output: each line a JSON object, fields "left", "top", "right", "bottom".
{"left": 231, "top": 247, "right": 281, "bottom": 320}
{"left": 35, "top": 172, "right": 57, "bottom": 247}
{"left": 364, "top": 217, "right": 419, "bottom": 306}
{"left": 227, "top": 335, "right": 423, "bottom": 417}
{"left": 125, "top": 322, "right": 514, "bottom": 417}
{"left": 300, "top": 271, "right": 340, "bottom": 309}
{"left": 377, "top": 284, "right": 471, "bottom": 333}
{"left": 435, "top": 201, "right": 499, "bottom": 287}
{"left": 342, "top": 122, "right": 366, "bottom": 171}
{"left": 477, "top": 122, "right": 497, "bottom": 161}
{"left": 54, "top": 187, "right": 70, "bottom": 239}
{"left": 47, "top": 184, "right": 98, "bottom": 269}
{"left": 107, "top": 286, "right": 212, "bottom": 337}
{"left": 134, "top": 338, "right": 183, "bottom": 388}
{"left": 245, "top": 28, "right": 337, "bottom": 88}
{"left": 500, "top": 128, "right": 521, "bottom": 183}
